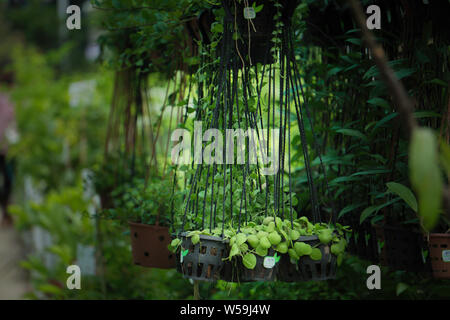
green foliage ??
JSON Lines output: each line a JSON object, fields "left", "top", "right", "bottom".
{"left": 8, "top": 44, "right": 110, "bottom": 192}
{"left": 171, "top": 216, "right": 350, "bottom": 269}
{"left": 102, "top": 175, "right": 179, "bottom": 227}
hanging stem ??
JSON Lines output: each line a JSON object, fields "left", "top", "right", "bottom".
{"left": 193, "top": 280, "right": 201, "bottom": 300}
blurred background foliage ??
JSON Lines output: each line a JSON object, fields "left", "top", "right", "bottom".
{"left": 0, "top": 0, "right": 449, "bottom": 299}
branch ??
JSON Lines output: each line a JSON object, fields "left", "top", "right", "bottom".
{"left": 347, "top": 0, "right": 450, "bottom": 219}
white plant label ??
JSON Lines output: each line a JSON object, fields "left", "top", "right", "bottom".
{"left": 243, "top": 7, "right": 256, "bottom": 19}
{"left": 263, "top": 256, "right": 276, "bottom": 269}
{"left": 443, "top": 250, "right": 450, "bottom": 262}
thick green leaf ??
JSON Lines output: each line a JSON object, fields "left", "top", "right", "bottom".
{"left": 409, "top": 129, "right": 443, "bottom": 231}
{"left": 242, "top": 253, "right": 257, "bottom": 269}
{"left": 386, "top": 182, "right": 418, "bottom": 212}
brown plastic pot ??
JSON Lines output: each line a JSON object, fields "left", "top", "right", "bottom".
{"left": 128, "top": 221, "right": 176, "bottom": 269}
{"left": 428, "top": 233, "right": 450, "bottom": 279}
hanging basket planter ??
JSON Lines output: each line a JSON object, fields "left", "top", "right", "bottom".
{"left": 171, "top": 0, "right": 350, "bottom": 285}
{"left": 374, "top": 224, "right": 431, "bottom": 273}
{"left": 128, "top": 221, "right": 176, "bottom": 269}
{"left": 428, "top": 233, "right": 450, "bottom": 279}
{"left": 177, "top": 233, "right": 227, "bottom": 282}
{"left": 277, "top": 236, "right": 337, "bottom": 282}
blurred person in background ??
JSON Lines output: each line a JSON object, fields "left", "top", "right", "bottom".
{"left": 0, "top": 60, "right": 17, "bottom": 227}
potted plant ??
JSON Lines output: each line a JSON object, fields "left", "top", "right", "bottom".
{"left": 368, "top": 180, "right": 450, "bottom": 274}
{"left": 107, "top": 175, "right": 179, "bottom": 269}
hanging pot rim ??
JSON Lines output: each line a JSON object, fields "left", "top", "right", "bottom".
{"left": 128, "top": 220, "right": 169, "bottom": 230}
{"left": 178, "top": 231, "right": 226, "bottom": 242}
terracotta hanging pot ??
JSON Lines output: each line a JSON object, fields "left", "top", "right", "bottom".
{"left": 427, "top": 233, "right": 450, "bottom": 279}
{"left": 128, "top": 221, "right": 176, "bottom": 269}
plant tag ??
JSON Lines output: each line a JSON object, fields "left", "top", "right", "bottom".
{"left": 443, "top": 250, "right": 450, "bottom": 262}
{"left": 263, "top": 253, "right": 280, "bottom": 269}
{"left": 180, "top": 249, "right": 189, "bottom": 263}
{"left": 243, "top": 7, "right": 256, "bottom": 19}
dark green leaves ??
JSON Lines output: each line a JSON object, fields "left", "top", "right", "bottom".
{"left": 386, "top": 182, "right": 418, "bottom": 213}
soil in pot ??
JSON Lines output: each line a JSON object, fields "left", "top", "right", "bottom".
{"left": 178, "top": 233, "right": 227, "bottom": 282}
{"left": 428, "top": 233, "right": 450, "bottom": 279}
{"left": 128, "top": 221, "right": 176, "bottom": 269}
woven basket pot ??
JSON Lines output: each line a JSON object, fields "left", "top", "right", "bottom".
{"left": 428, "top": 233, "right": 450, "bottom": 279}
{"left": 277, "top": 236, "right": 337, "bottom": 282}
{"left": 128, "top": 221, "right": 176, "bottom": 269}
{"left": 374, "top": 224, "right": 431, "bottom": 273}
{"left": 178, "top": 233, "right": 227, "bottom": 282}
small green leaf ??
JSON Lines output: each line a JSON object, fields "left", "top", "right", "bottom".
{"left": 338, "top": 203, "right": 365, "bottom": 219}
{"left": 242, "top": 253, "right": 257, "bottom": 269}
{"left": 360, "top": 206, "right": 379, "bottom": 224}
{"left": 229, "top": 243, "right": 240, "bottom": 258}
{"left": 396, "top": 283, "right": 409, "bottom": 296}
{"left": 254, "top": 4, "right": 264, "bottom": 13}
{"left": 236, "top": 233, "right": 247, "bottom": 245}
{"left": 191, "top": 234, "right": 200, "bottom": 245}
